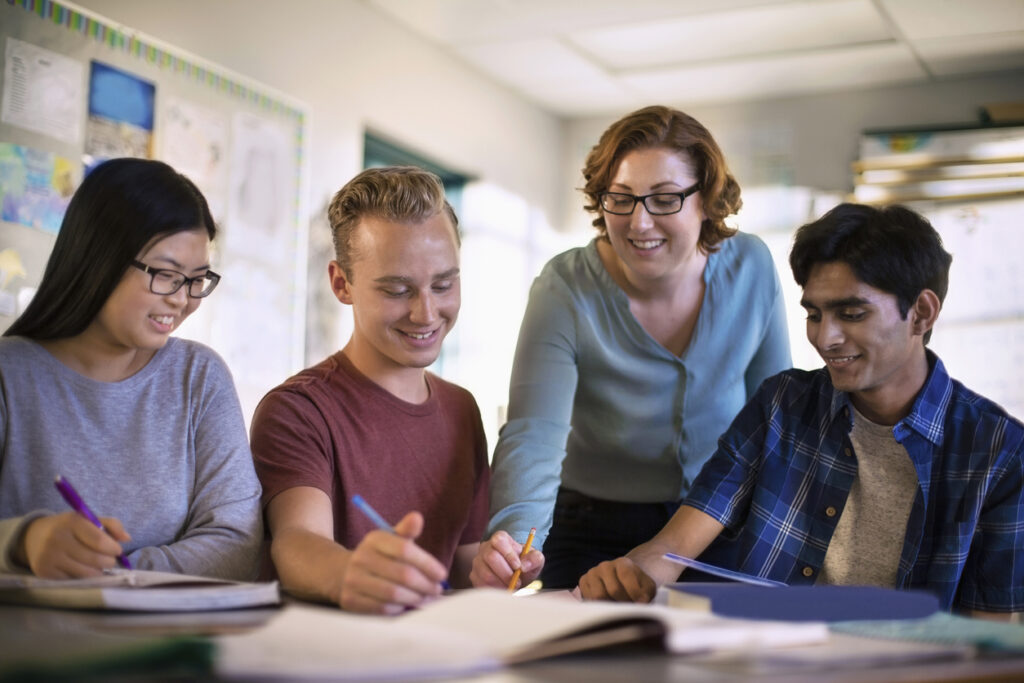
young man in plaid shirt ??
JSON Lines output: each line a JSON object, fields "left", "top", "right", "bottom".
{"left": 580, "top": 203, "right": 1023, "bottom": 620}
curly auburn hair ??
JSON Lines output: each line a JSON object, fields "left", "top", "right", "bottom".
{"left": 582, "top": 105, "right": 741, "bottom": 253}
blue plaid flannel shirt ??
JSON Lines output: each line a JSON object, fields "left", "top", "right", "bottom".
{"left": 686, "top": 351, "right": 1024, "bottom": 612}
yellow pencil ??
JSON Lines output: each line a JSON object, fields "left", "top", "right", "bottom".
{"left": 507, "top": 527, "right": 536, "bottom": 592}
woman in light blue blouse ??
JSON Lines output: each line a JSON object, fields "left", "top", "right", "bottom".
{"left": 471, "top": 106, "right": 792, "bottom": 590}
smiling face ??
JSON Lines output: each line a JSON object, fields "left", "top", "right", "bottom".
{"left": 801, "top": 261, "right": 934, "bottom": 423}
{"left": 331, "top": 212, "right": 460, "bottom": 387}
{"left": 87, "top": 229, "right": 211, "bottom": 355}
{"left": 602, "top": 146, "right": 705, "bottom": 286}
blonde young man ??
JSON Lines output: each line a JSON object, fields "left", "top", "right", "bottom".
{"left": 251, "top": 167, "right": 535, "bottom": 613}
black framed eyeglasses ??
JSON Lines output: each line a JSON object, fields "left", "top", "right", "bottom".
{"left": 599, "top": 182, "right": 701, "bottom": 216}
{"left": 130, "top": 260, "right": 221, "bottom": 298}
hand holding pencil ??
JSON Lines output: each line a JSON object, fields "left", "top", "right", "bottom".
{"left": 469, "top": 528, "right": 545, "bottom": 590}
{"left": 507, "top": 527, "right": 536, "bottom": 591}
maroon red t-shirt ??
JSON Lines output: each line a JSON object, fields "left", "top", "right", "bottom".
{"left": 250, "top": 351, "right": 489, "bottom": 571}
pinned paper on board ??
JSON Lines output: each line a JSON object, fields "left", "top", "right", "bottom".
{"left": 0, "top": 143, "right": 78, "bottom": 233}
{"left": 83, "top": 60, "right": 155, "bottom": 170}
{"left": 160, "top": 97, "right": 229, "bottom": 224}
{"left": 1, "top": 37, "right": 85, "bottom": 145}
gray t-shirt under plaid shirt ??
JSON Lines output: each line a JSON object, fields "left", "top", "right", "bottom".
{"left": 819, "top": 405, "right": 918, "bottom": 587}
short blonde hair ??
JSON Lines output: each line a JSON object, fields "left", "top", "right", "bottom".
{"left": 327, "top": 166, "right": 459, "bottom": 277}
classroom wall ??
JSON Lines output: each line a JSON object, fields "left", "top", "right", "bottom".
{"left": 563, "top": 70, "right": 1024, "bottom": 235}
{"left": 74, "top": 0, "right": 564, "bottom": 227}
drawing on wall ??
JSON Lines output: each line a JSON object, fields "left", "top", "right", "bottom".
{"left": 83, "top": 60, "right": 154, "bottom": 169}
{"left": 226, "top": 111, "right": 293, "bottom": 263}
{"left": 160, "top": 97, "right": 229, "bottom": 223}
{"left": 0, "top": 247, "right": 26, "bottom": 316}
{"left": 0, "top": 142, "right": 78, "bottom": 233}
{"left": 1, "top": 38, "right": 85, "bottom": 145}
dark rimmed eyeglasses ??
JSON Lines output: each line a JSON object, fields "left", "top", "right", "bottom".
{"left": 599, "top": 182, "right": 701, "bottom": 216}
{"left": 130, "top": 260, "right": 221, "bottom": 298}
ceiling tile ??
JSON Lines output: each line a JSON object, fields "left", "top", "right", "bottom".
{"left": 455, "top": 38, "right": 611, "bottom": 87}
{"left": 914, "top": 31, "right": 1024, "bottom": 76}
{"left": 621, "top": 42, "right": 926, "bottom": 106}
{"left": 454, "top": 38, "right": 640, "bottom": 114}
{"left": 516, "top": 79, "right": 646, "bottom": 117}
{"left": 880, "top": 0, "right": 1024, "bottom": 40}
{"left": 567, "top": 0, "right": 890, "bottom": 70}
{"left": 364, "top": 0, "right": 1024, "bottom": 116}
{"left": 367, "top": 0, "right": 784, "bottom": 43}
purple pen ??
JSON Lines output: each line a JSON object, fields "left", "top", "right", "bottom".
{"left": 54, "top": 475, "right": 131, "bottom": 569}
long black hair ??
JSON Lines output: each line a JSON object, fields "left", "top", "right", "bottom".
{"left": 5, "top": 158, "right": 216, "bottom": 340}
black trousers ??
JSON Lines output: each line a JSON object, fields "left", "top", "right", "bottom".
{"left": 539, "top": 487, "right": 684, "bottom": 589}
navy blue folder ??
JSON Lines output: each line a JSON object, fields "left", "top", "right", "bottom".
{"left": 665, "top": 583, "right": 940, "bottom": 622}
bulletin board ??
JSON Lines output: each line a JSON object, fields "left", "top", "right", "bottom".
{"left": 0, "top": 0, "right": 310, "bottom": 424}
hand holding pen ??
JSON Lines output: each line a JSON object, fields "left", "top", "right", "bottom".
{"left": 341, "top": 495, "right": 450, "bottom": 615}
{"left": 54, "top": 476, "right": 131, "bottom": 569}
{"left": 17, "top": 476, "right": 132, "bottom": 579}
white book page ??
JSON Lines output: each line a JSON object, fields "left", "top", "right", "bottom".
{"left": 401, "top": 589, "right": 827, "bottom": 657}
{"left": 0, "top": 569, "right": 236, "bottom": 589}
{"left": 215, "top": 602, "right": 498, "bottom": 680}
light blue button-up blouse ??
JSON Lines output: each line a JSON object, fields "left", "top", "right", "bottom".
{"left": 487, "top": 232, "right": 792, "bottom": 548}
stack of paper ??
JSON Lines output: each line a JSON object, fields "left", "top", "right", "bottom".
{"left": 0, "top": 569, "right": 280, "bottom": 611}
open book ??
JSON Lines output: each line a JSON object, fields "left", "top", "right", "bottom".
{"left": 0, "top": 569, "right": 280, "bottom": 611}
{"left": 216, "top": 589, "right": 828, "bottom": 680}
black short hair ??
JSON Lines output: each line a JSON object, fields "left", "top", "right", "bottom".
{"left": 789, "top": 203, "right": 952, "bottom": 344}
{"left": 5, "top": 158, "right": 215, "bottom": 340}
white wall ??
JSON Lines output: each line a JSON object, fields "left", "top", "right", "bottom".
{"left": 564, "top": 71, "right": 1024, "bottom": 234}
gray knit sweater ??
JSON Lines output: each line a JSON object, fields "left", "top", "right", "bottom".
{"left": 0, "top": 336, "right": 263, "bottom": 580}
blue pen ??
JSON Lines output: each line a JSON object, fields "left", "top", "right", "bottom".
{"left": 663, "top": 552, "right": 785, "bottom": 587}
{"left": 54, "top": 475, "right": 131, "bottom": 569}
{"left": 352, "top": 494, "right": 450, "bottom": 590}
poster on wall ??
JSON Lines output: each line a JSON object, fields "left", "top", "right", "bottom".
{"left": 214, "top": 110, "right": 299, "bottom": 420}
{"left": 1, "top": 38, "right": 85, "bottom": 145}
{"left": 160, "top": 97, "right": 230, "bottom": 224}
{"left": 0, "top": 142, "right": 78, "bottom": 234}
{"left": 0, "top": 247, "right": 28, "bottom": 318}
{"left": 83, "top": 60, "right": 154, "bottom": 171}
{"left": 226, "top": 111, "right": 293, "bottom": 262}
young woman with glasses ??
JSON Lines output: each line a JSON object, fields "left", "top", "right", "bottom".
{"left": 0, "top": 158, "right": 262, "bottom": 580}
{"left": 472, "top": 106, "right": 792, "bottom": 591}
